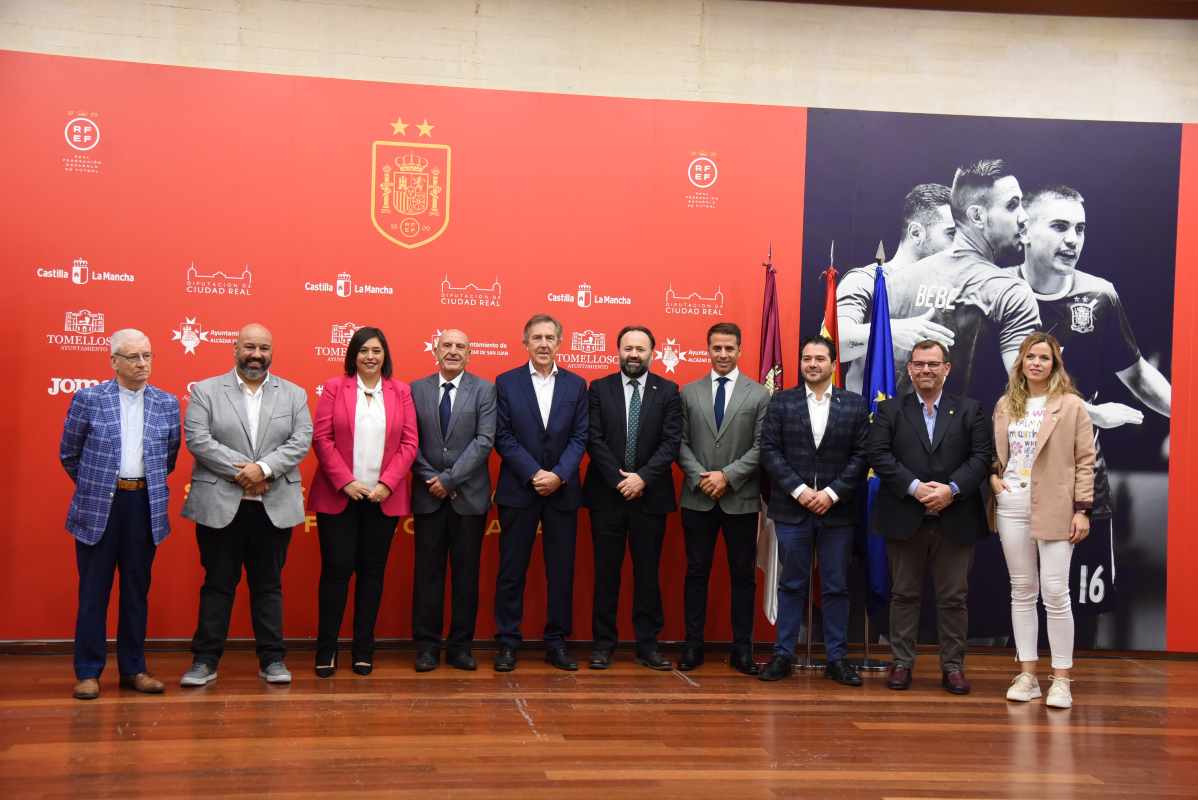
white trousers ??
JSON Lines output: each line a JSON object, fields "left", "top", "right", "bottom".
{"left": 995, "top": 487, "right": 1075, "bottom": 669}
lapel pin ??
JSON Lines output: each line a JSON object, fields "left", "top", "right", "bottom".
{"left": 949, "top": 409, "right": 955, "bottom": 415}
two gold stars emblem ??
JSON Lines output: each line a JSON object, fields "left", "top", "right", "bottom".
{"left": 390, "top": 117, "right": 434, "bottom": 137}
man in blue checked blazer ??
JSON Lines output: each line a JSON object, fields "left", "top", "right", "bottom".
{"left": 759, "top": 334, "right": 870, "bottom": 686}
{"left": 59, "top": 329, "right": 180, "bottom": 700}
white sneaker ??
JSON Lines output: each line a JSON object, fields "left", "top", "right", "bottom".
{"left": 258, "top": 661, "right": 292, "bottom": 684}
{"left": 1046, "top": 675, "right": 1073, "bottom": 708}
{"left": 1006, "top": 672, "right": 1041, "bottom": 702}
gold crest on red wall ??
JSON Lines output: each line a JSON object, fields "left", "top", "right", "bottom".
{"left": 371, "top": 117, "right": 450, "bottom": 249}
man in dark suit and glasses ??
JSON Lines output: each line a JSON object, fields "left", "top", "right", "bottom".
{"left": 492, "top": 314, "right": 589, "bottom": 672}
{"left": 676, "top": 322, "right": 770, "bottom": 674}
{"left": 584, "top": 325, "right": 682, "bottom": 670}
{"left": 865, "top": 340, "right": 993, "bottom": 694}
{"left": 410, "top": 329, "right": 497, "bottom": 671}
{"left": 758, "top": 335, "right": 870, "bottom": 685}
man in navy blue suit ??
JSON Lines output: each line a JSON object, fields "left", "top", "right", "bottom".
{"left": 492, "top": 314, "right": 589, "bottom": 671}
{"left": 60, "top": 328, "right": 180, "bottom": 700}
{"left": 759, "top": 334, "right": 870, "bottom": 685}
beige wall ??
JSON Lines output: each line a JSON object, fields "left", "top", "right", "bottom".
{"left": 1, "top": 0, "right": 1196, "bottom": 122}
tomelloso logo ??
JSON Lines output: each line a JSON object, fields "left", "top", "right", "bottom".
{"left": 48, "top": 377, "right": 103, "bottom": 395}
{"left": 48, "top": 309, "right": 108, "bottom": 352}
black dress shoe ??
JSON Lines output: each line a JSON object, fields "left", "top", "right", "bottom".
{"left": 314, "top": 650, "right": 337, "bottom": 679}
{"left": 494, "top": 645, "right": 517, "bottom": 672}
{"left": 729, "top": 652, "right": 760, "bottom": 676}
{"left": 414, "top": 651, "right": 438, "bottom": 673}
{"left": 634, "top": 651, "right": 673, "bottom": 671}
{"left": 447, "top": 650, "right": 477, "bottom": 671}
{"left": 545, "top": 646, "right": 579, "bottom": 671}
{"left": 887, "top": 664, "right": 912, "bottom": 690}
{"left": 352, "top": 660, "right": 373, "bottom": 676}
{"left": 589, "top": 650, "right": 613, "bottom": 670}
{"left": 678, "top": 644, "right": 704, "bottom": 671}
{"left": 824, "top": 659, "right": 863, "bottom": 686}
{"left": 758, "top": 654, "right": 794, "bottom": 682}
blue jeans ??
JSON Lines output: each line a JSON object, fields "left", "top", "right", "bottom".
{"left": 774, "top": 519, "right": 852, "bottom": 661}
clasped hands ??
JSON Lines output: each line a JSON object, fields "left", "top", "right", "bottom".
{"left": 341, "top": 479, "right": 393, "bottom": 503}
{"left": 795, "top": 487, "right": 835, "bottom": 515}
{"left": 531, "top": 469, "right": 564, "bottom": 497}
{"left": 233, "top": 462, "right": 270, "bottom": 497}
{"left": 914, "top": 480, "right": 954, "bottom": 514}
{"left": 698, "top": 470, "right": 729, "bottom": 500}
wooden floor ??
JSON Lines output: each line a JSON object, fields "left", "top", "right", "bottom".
{"left": 2, "top": 649, "right": 1196, "bottom": 799}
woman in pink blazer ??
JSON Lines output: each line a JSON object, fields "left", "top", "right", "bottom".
{"left": 991, "top": 332, "right": 1095, "bottom": 709}
{"left": 309, "top": 327, "right": 418, "bottom": 677}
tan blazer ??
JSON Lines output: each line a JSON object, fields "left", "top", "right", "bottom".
{"left": 990, "top": 392, "right": 1096, "bottom": 541}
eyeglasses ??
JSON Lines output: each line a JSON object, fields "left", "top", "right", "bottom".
{"left": 910, "top": 360, "right": 944, "bottom": 370}
{"left": 114, "top": 352, "right": 153, "bottom": 363}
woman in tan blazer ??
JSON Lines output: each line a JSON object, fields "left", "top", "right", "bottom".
{"left": 991, "top": 332, "right": 1095, "bottom": 709}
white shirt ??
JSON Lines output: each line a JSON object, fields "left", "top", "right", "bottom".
{"left": 622, "top": 371, "right": 649, "bottom": 424}
{"left": 439, "top": 370, "right": 464, "bottom": 413}
{"left": 792, "top": 384, "right": 839, "bottom": 503}
{"left": 352, "top": 377, "right": 387, "bottom": 487}
{"left": 117, "top": 384, "right": 145, "bottom": 479}
{"left": 235, "top": 370, "right": 273, "bottom": 501}
{"left": 711, "top": 368, "right": 739, "bottom": 420}
{"left": 528, "top": 361, "right": 558, "bottom": 427}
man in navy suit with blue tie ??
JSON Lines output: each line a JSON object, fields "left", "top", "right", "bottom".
{"left": 759, "top": 335, "right": 870, "bottom": 685}
{"left": 493, "top": 314, "right": 589, "bottom": 671}
{"left": 60, "top": 329, "right": 180, "bottom": 700}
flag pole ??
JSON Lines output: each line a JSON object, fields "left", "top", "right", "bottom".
{"left": 854, "top": 239, "right": 891, "bottom": 673}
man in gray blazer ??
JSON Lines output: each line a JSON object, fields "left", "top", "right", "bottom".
{"left": 410, "top": 329, "right": 497, "bottom": 672}
{"left": 179, "top": 323, "right": 313, "bottom": 687}
{"left": 677, "top": 322, "right": 770, "bottom": 674}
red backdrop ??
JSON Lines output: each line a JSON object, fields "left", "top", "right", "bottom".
{"left": 1, "top": 51, "right": 806, "bottom": 644}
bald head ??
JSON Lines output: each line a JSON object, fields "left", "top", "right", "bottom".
{"left": 436, "top": 328, "right": 471, "bottom": 379}
{"left": 234, "top": 322, "right": 273, "bottom": 384}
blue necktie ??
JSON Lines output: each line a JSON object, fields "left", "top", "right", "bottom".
{"left": 714, "top": 377, "right": 729, "bottom": 429}
{"left": 625, "top": 380, "right": 641, "bottom": 470}
{"left": 439, "top": 382, "right": 453, "bottom": 437}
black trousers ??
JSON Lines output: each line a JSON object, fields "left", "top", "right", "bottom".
{"left": 494, "top": 501, "right": 577, "bottom": 648}
{"left": 191, "top": 501, "right": 292, "bottom": 669}
{"left": 316, "top": 500, "right": 398, "bottom": 662}
{"left": 412, "top": 504, "right": 486, "bottom": 654}
{"left": 589, "top": 507, "right": 667, "bottom": 655}
{"left": 681, "top": 506, "right": 758, "bottom": 652}
{"left": 74, "top": 488, "right": 156, "bottom": 679}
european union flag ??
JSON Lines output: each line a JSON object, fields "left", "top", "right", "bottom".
{"left": 861, "top": 253, "right": 896, "bottom": 617}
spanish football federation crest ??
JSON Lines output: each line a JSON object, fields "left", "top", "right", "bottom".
{"left": 371, "top": 131, "right": 451, "bottom": 249}
{"left": 1070, "top": 299, "right": 1097, "bottom": 334}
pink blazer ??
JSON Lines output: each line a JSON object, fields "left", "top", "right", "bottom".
{"left": 309, "top": 375, "right": 419, "bottom": 518}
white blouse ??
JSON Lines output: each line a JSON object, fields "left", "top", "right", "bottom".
{"left": 352, "top": 377, "right": 387, "bottom": 487}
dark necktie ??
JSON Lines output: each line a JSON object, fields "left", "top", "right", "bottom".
{"left": 714, "top": 376, "right": 729, "bottom": 429}
{"left": 439, "top": 382, "right": 453, "bottom": 437}
{"left": 625, "top": 379, "right": 641, "bottom": 470}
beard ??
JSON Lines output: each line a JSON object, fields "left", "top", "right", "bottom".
{"left": 238, "top": 354, "right": 271, "bottom": 379}
{"left": 620, "top": 357, "right": 648, "bottom": 378}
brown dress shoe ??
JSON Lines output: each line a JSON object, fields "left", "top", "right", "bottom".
{"left": 73, "top": 678, "right": 100, "bottom": 700}
{"left": 942, "top": 670, "right": 971, "bottom": 695}
{"left": 887, "top": 664, "right": 912, "bottom": 690}
{"left": 119, "top": 672, "right": 165, "bottom": 694}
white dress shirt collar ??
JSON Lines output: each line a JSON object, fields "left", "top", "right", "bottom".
{"left": 528, "top": 360, "right": 559, "bottom": 378}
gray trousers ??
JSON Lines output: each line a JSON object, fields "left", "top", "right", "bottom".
{"left": 887, "top": 520, "right": 974, "bottom": 672}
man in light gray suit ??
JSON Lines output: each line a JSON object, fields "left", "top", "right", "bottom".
{"left": 180, "top": 323, "right": 313, "bottom": 687}
{"left": 410, "top": 329, "right": 497, "bottom": 672}
{"left": 677, "top": 322, "right": 770, "bottom": 674}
